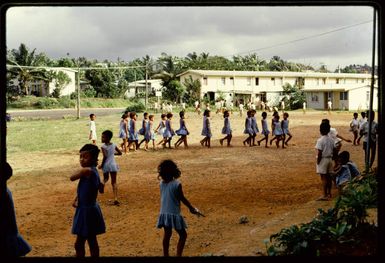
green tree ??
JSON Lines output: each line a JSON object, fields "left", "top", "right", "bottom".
{"left": 282, "top": 83, "right": 306, "bottom": 110}
{"left": 162, "top": 80, "right": 185, "bottom": 102}
{"left": 182, "top": 75, "right": 201, "bottom": 103}
{"left": 50, "top": 71, "right": 72, "bottom": 98}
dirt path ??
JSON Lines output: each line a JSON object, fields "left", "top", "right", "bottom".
{"left": 7, "top": 111, "right": 373, "bottom": 256}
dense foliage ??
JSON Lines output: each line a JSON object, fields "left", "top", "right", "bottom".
{"left": 265, "top": 171, "right": 378, "bottom": 256}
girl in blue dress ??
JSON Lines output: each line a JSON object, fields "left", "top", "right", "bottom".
{"left": 273, "top": 115, "right": 285, "bottom": 148}
{"left": 128, "top": 112, "right": 139, "bottom": 151}
{"left": 162, "top": 113, "right": 175, "bottom": 149}
{"left": 156, "top": 160, "right": 201, "bottom": 256}
{"left": 138, "top": 112, "right": 149, "bottom": 149}
{"left": 144, "top": 115, "right": 156, "bottom": 151}
{"left": 257, "top": 111, "right": 270, "bottom": 148}
{"left": 251, "top": 109, "right": 259, "bottom": 146}
{"left": 155, "top": 114, "right": 167, "bottom": 147}
{"left": 119, "top": 113, "right": 129, "bottom": 154}
{"left": 71, "top": 144, "right": 105, "bottom": 257}
{"left": 243, "top": 110, "right": 254, "bottom": 147}
{"left": 0, "top": 162, "right": 32, "bottom": 257}
{"left": 200, "top": 109, "right": 212, "bottom": 148}
{"left": 282, "top": 112, "right": 293, "bottom": 146}
{"left": 219, "top": 110, "right": 232, "bottom": 147}
{"left": 174, "top": 111, "right": 190, "bottom": 148}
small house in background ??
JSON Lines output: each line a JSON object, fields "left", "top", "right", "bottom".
{"left": 124, "top": 79, "right": 163, "bottom": 98}
{"left": 177, "top": 69, "right": 378, "bottom": 111}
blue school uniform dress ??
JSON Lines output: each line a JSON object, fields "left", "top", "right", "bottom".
{"left": 119, "top": 120, "right": 127, "bottom": 139}
{"left": 163, "top": 119, "right": 175, "bottom": 138}
{"left": 261, "top": 119, "right": 270, "bottom": 135}
{"left": 138, "top": 119, "right": 147, "bottom": 136}
{"left": 221, "top": 117, "right": 232, "bottom": 135}
{"left": 156, "top": 180, "right": 187, "bottom": 230}
{"left": 282, "top": 119, "right": 290, "bottom": 135}
{"left": 201, "top": 116, "right": 212, "bottom": 138}
{"left": 101, "top": 143, "right": 119, "bottom": 173}
{"left": 251, "top": 116, "right": 259, "bottom": 134}
{"left": 157, "top": 120, "right": 166, "bottom": 136}
{"left": 129, "top": 119, "right": 138, "bottom": 141}
{"left": 336, "top": 165, "right": 352, "bottom": 187}
{"left": 175, "top": 118, "right": 188, "bottom": 136}
{"left": 1, "top": 188, "right": 32, "bottom": 257}
{"left": 243, "top": 117, "right": 253, "bottom": 135}
{"left": 145, "top": 121, "right": 155, "bottom": 141}
{"left": 273, "top": 121, "right": 283, "bottom": 136}
{"left": 72, "top": 167, "right": 106, "bottom": 237}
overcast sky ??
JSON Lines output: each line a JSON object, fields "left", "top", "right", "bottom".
{"left": 6, "top": 5, "right": 376, "bottom": 71}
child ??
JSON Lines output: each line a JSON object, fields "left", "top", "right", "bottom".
{"left": 145, "top": 115, "right": 156, "bottom": 151}
{"left": 175, "top": 111, "right": 189, "bottom": 148}
{"left": 315, "top": 121, "right": 335, "bottom": 201}
{"left": 251, "top": 109, "right": 259, "bottom": 146}
{"left": 156, "top": 160, "right": 201, "bottom": 257}
{"left": 243, "top": 110, "right": 253, "bottom": 147}
{"left": 128, "top": 112, "right": 139, "bottom": 151}
{"left": 0, "top": 162, "right": 32, "bottom": 257}
{"left": 219, "top": 110, "right": 232, "bottom": 147}
{"left": 200, "top": 109, "right": 212, "bottom": 148}
{"left": 333, "top": 151, "right": 360, "bottom": 195}
{"left": 163, "top": 113, "right": 175, "bottom": 149}
{"left": 360, "top": 110, "right": 378, "bottom": 169}
{"left": 89, "top": 114, "right": 97, "bottom": 145}
{"left": 138, "top": 112, "right": 149, "bottom": 149}
{"left": 99, "top": 130, "right": 122, "bottom": 205}
{"left": 257, "top": 111, "right": 270, "bottom": 147}
{"left": 239, "top": 102, "right": 244, "bottom": 117}
{"left": 119, "top": 113, "right": 129, "bottom": 154}
{"left": 70, "top": 144, "right": 105, "bottom": 257}
{"left": 273, "top": 114, "right": 284, "bottom": 148}
{"left": 349, "top": 112, "right": 359, "bottom": 145}
{"left": 282, "top": 112, "right": 292, "bottom": 146}
{"left": 269, "top": 111, "right": 279, "bottom": 146}
{"left": 155, "top": 114, "right": 167, "bottom": 147}
{"left": 357, "top": 111, "right": 367, "bottom": 145}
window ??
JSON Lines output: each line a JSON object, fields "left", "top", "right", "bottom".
{"left": 361, "top": 79, "right": 365, "bottom": 83}
{"left": 336, "top": 78, "right": 340, "bottom": 84}
{"left": 322, "top": 78, "right": 326, "bottom": 85}
{"left": 255, "top": 77, "right": 259, "bottom": 86}
{"left": 203, "top": 77, "right": 208, "bottom": 85}
{"left": 221, "top": 77, "right": 226, "bottom": 85}
{"left": 340, "top": 91, "right": 348, "bottom": 100}
{"left": 317, "top": 78, "right": 320, "bottom": 85}
{"left": 366, "top": 91, "right": 370, "bottom": 101}
{"left": 247, "top": 77, "right": 251, "bottom": 86}
{"left": 271, "top": 77, "right": 275, "bottom": 85}
{"left": 311, "top": 93, "right": 319, "bottom": 102}
{"left": 230, "top": 77, "right": 234, "bottom": 86}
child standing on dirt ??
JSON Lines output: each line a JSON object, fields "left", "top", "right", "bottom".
{"left": 155, "top": 114, "right": 167, "bottom": 147}
{"left": 257, "top": 111, "right": 270, "bottom": 147}
{"left": 175, "top": 111, "right": 189, "bottom": 148}
{"left": 219, "top": 110, "right": 232, "bottom": 147}
{"left": 128, "top": 112, "right": 139, "bottom": 151}
{"left": 349, "top": 112, "right": 359, "bottom": 145}
{"left": 156, "top": 159, "right": 201, "bottom": 257}
{"left": 243, "top": 110, "right": 253, "bottom": 147}
{"left": 315, "top": 121, "right": 335, "bottom": 201}
{"left": 357, "top": 111, "right": 367, "bottom": 145}
{"left": 269, "top": 111, "right": 279, "bottom": 146}
{"left": 99, "top": 130, "right": 122, "bottom": 205}
{"left": 119, "top": 113, "right": 129, "bottom": 154}
{"left": 138, "top": 112, "right": 149, "bottom": 149}
{"left": 200, "top": 109, "right": 212, "bottom": 148}
{"left": 71, "top": 144, "right": 105, "bottom": 257}
{"left": 282, "top": 112, "right": 292, "bottom": 146}
{"left": 89, "top": 114, "right": 97, "bottom": 145}
{"left": 163, "top": 113, "right": 175, "bottom": 149}
{"left": 251, "top": 109, "right": 259, "bottom": 146}
{"left": 145, "top": 115, "right": 156, "bottom": 151}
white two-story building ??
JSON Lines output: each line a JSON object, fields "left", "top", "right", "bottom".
{"left": 177, "top": 70, "right": 378, "bottom": 111}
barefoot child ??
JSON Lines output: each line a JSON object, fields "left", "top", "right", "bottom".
{"left": 128, "top": 112, "right": 139, "bottom": 151}
{"left": 145, "top": 115, "right": 156, "bottom": 150}
{"left": 357, "top": 111, "right": 367, "bottom": 145}
{"left": 219, "top": 110, "right": 232, "bottom": 146}
{"left": 99, "top": 130, "right": 122, "bottom": 205}
{"left": 269, "top": 111, "right": 279, "bottom": 146}
{"left": 251, "top": 109, "right": 259, "bottom": 146}
{"left": 315, "top": 122, "right": 335, "bottom": 201}
{"left": 175, "top": 111, "right": 189, "bottom": 148}
{"left": 89, "top": 114, "right": 97, "bottom": 144}
{"left": 156, "top": 160, "right": 201, "bottom": 257}
{"left": 163, "top": 113, "right": 175, "bottom": 149}
{"left": 273, "top": 114, "right": 284, "bottom": 148}
{"left": 70, "top": 144, "right": 105, "bottom": 257}
{"left": 257, "top": 111, "right": 270, "bottom": 147}
{"left": 243, "top": 110, "right": 253, "bottom": 147}
{"left": 119, "top": 113, "right": 129, "bottom": 154}
{"left": 349, "top": 112, "right": 359, "bottom": 145}
{"left": 155, "top": 114, "right": 167, "bottom": 147}
{"left": 200, "top": 109, "right": 212, "bottom": 148}
{"left": 138, "top": 112, "right": 149, "bottom": 149}
{"left": 282, "top": 112, "right": 292, "bottom": 146}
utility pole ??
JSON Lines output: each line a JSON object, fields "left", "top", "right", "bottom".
{"left": 145, "top": 62, "right": 148, "bottom": 109}
{"left": 77, "top": 65, "right": 80, "bottom": 119}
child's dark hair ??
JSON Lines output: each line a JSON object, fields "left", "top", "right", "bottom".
{"left": 130, "top": 112, "right": 136, "bottom": 118}
{"left": 273, "top": 111, "right": 278, "bottom": 117}
{"left": 89, "top": 113, "right": 95, "bottom": 118}
{"left": 262, "top": 111, "right": 267, "bottom": 118}
{"left": 223, "top": 110, "right": 229, "bottom": 117}
{"left": 5, "top": 162, "right": 13, "bottom": 181}
{"left": 321, "top": 119, "right": 330, "bottom": 125}
{"left": 149, "top": 114, "right": 154, "bottom": 119}
{"left": 203, "top": 109, "right": 210, "bottom": 116}
{"left": 283, "top": 112, "right": 289, "bottom": 118}
{"left": 102, "top": 130, "right": 113, "bottom": 141}
{"left": 338, "top": 151, "right": 350, "bottom": 164}
{"left": 361, "top": 111, "right": 366, "bottom": 117}
{"left": 161, "top": 113, "right": 166, "bottom": 119}
{"left": 121, "top": 113, "right": 128, "bottom": 119}
{"left": 320, "top": 122, "right": 331, "bottom": 135}
{"left": 158, "top": 159, "right": 181, "bottom": 182}
{"left": 79, "top": 144, "right": 100, "bottom": 166}
{"left": 353, "top": 112, "right": 358, "bottom": 117}
{"left": 179, "top": 111, "right": 185, "bottom": 118}
{"left": 166, "top": 112, "right": 173, "bottom": 119}
{"left": 144, "top": 112, "right": 148, "bottom": 117}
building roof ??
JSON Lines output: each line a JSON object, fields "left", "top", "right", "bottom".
{"left": 304, "top": 84, "right": 378, "bottom": 92}
{"left": 177, "top": 69, "right": 376, "bottom": 79}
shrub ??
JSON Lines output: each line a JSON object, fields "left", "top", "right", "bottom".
{"left": 125, "top": 101, "right": 146, "bottom": 113}
{"left": 34, "top": 97, "right": 59, "bottom": 109}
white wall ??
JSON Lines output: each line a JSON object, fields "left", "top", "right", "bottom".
{"left": 349, "top": 87, "right": 378, "bottom": 111}
{"left": 306, "top": 92, "right": 325, "bottom": 110}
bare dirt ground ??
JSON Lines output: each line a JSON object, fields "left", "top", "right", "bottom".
{"left": 8, "top": 111, "right": 375, "bottom": 257}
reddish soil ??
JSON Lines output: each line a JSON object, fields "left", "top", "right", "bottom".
{"left": 8, "top": 111, "right": 375, "bottom": 257}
